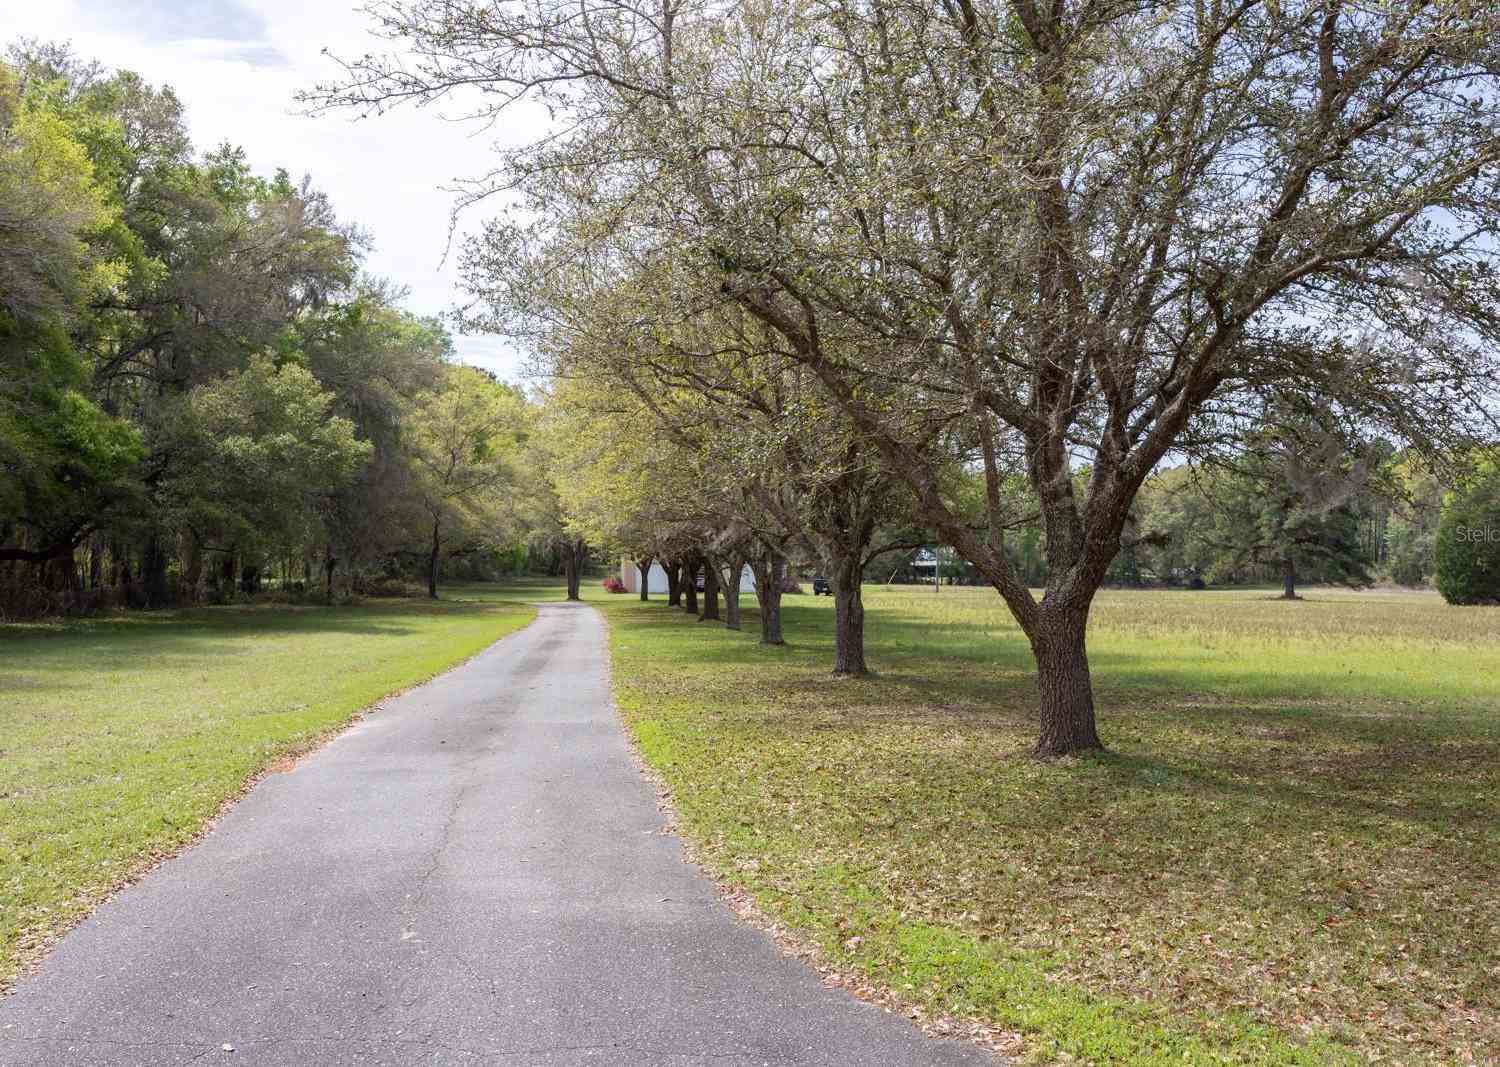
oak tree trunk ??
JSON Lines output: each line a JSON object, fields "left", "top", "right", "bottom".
{"left": 721, "top": 559, "right": 742, "bottom": 630}
{"left": 1280, "top": 555, "right": 1298, "bottom": 600}
{"left": 683, "top": 557, "right": 698, "bottom": 615}
{"left": 428, "top": 519, "right": 441, "bottom": 599}
{"left": 637, "top": 558, "right": 652, "bottom": 601}
{"left": 562, "top": 538, "right": 584, "bottom": 600}
{"left": 213, "top": 552, "right": 233, "bottom": 600}
{"left": 1030, "top": 610, "right": 1104, "bottom": 758}
{"left": 143, "top": 534, "right": 169, "bottom": 608}
{"left": 700, "top": 557, "right": 721, "bottom": 621}
{"left": 114, "top": 556, "right": 128, "bottom": 599}
{"left": 830, "top": 554, "right": 867, "bottom": 675}
{"left": 751, "top": 552, "right": 785, "bottom": 646}
{"left": 182, "top": 536, "right": 203, "bottom": 604}
{"left": 666, "top": 559, "right": 682, "bottom": 606}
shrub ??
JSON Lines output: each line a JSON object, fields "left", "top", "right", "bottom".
{"left": 602, "top": 575, "right": 627, "bottom": 594}
{"left": 778, "top": 573, "right": 804, "bottom": 594}
{"left": 1434, "top": 466, "right": 1500, "bottom": 605}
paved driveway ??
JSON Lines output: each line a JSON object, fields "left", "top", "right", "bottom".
{"left": 0, "top": 602, "right": 999, "bottom": 1066}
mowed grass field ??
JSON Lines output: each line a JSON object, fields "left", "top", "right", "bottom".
{"left": 601, "top": 585, "right": 1500, "bottom": 1065}
{"left": 0, "top": 580, "right": 561, "bottom": 989}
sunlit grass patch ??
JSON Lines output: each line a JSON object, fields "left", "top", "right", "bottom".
{"left": 0, "top": 580, "right": 561, "bottom": 989}
{"left": 603, "top": 585, "right": 1500, "bottom": 1065}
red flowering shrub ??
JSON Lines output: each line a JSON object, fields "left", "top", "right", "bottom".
{"left": 602, "top": 575, "right": 627, "bottom": 594}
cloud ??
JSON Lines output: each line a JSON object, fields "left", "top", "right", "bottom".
{"left": 75, "top": 0, "right": 282, "bottom": 58}
{"left": 218, "top": 43, "right": 289, "bottom": 69}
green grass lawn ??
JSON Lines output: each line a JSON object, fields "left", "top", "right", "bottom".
{"left": 600, "top": 585, "right": 1500, "bottom": 1066}
{"left": 0, "top": 579, "right": 562, "bottom": 989}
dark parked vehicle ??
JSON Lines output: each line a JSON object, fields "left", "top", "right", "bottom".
{"left": 811, "top": 575, "right": 830, "bottom": 596}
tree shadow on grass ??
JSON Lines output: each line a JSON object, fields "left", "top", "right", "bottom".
{"left": 1078, "top": 733, "right": 1500, "bottom": 840}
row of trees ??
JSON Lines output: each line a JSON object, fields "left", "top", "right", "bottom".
{"left": 0, "top": 43, "right": 586, "bottom": 617}
{"left": 565, "top": 397, "right": 1488, "bottom": 610}
{"left": 309, "top": 0, "right": 1500, "bottom": 755}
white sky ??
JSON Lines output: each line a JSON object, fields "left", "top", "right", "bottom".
{"left": 6, "top": 0, "right": 541, "bottom": 381}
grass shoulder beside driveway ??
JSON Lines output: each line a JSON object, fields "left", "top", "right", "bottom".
{"left": 599, "top": 585, "right": 1500, "bottom": 1066}
{"left": 0, "top": 579, "right": 560, "bottom": 989}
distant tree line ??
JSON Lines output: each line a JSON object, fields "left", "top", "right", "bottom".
{"left": 795, "top": 438, "right": 1488, "bottom": 604}
{"left": 0, "top": 43, "right": 581, "bottom": 618}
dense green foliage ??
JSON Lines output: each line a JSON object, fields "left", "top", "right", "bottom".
{"left": 1435, "top": 461, "right": 1500, "bottom": 605}
{"left": 1127, "top": 458, "right": 1376, "bottom": 594}
{"left": 0, "top": 56, "right": 140, "bottom": 576}
{"left": 0, "top": 44, "right": 550, "bottom": 618}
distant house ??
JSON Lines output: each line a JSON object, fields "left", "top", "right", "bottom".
{"left": 620, "top": 559, "right": 756, "bottom": 594}
{"left": 902, "top": 549, "right": 957, "bottom": 586}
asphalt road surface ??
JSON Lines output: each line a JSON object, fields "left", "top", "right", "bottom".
{"left": 0, "top": 602, "right": 999, "bottom": 1066}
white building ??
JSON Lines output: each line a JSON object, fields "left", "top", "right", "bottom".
{"left": 620, "top": 559, "right": 756, "bottom": 594}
